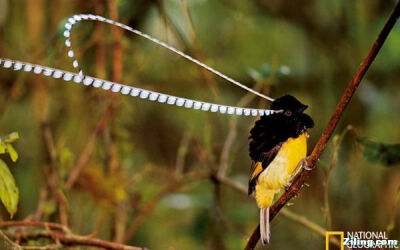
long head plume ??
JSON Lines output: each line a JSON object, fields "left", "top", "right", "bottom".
{"left": 0, "top": 14, "right": 277, "bottom": 117}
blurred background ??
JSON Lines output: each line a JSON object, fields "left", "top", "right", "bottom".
{"left": 0, "top": 0, "right": 399, "bottom": 249}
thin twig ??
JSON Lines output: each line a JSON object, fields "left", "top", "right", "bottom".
{"left": 0, "top": 229, "right": 22, "bottom": 249}
{"left": 109, "top": 0, "right": 123, "bottom": 84}
{"left": 0, "top": 221, "right": 146, "bottom": 250}
{"left": 218, "top": 119, "right": 238, "bottom": 177}
{"left": 175, "top": 131, "right": 192, "bottom": 176}
{"left": 322, "top": 125, "right": 353, "bottom": 229}
{"left": 48, "top": 231, "right": 144, "bottom": 250}
{"left": 40, "top": 121, "right": 69, "bottom": 226}
{"left": 23, "top": 188, "right": 48, "bottom": 223}
{"left": 245, "top": 1, "right": 400, "bottom": 248}
{"left": 218, "top": 80, "right": 269, "bottom": 177}
{"left": 179, "top": 0, "right": 219, "bottom": 97}
{"left": 0, "top": 221, "right": 69, "bottom": 233}
{"left": 107, "top": 1, "right": 127, "bottom": 243}
{"left": 217, "top": 175, "right": 248, "bottom": 194}
{"left": 32, "top": 189, "right": 48, "bottom": 222}
{"left": 280, "top": 209, "right": 343, "bottom": 249}
{"left": 65, "top": 114, "right": 106, "bottom": 189}
{"left": 21, "top": 244, "right": 61, "bottom": 250}
{"left": 94, "top": 0, "right": 107, "bottom": 79}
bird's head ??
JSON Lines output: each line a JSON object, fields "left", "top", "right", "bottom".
{"left": 270, "top": 94, "right": 308, "bottom": 117}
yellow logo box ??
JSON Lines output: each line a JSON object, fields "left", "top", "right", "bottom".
{"left": 326, "top": 231, "right": 344, "bottom": 250}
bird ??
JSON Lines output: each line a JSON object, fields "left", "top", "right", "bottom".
{"left": 248, "top": 94, "right": 314, "bottom": 245}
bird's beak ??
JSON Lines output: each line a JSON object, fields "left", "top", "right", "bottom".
{"left": 301, "top": 104, "right": 308, "bottom": 112}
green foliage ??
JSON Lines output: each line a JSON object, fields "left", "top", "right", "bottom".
{"left": 357, "top": 137, "right": 400, "bottom": 167}
{"left": 0, "top": 132, "right": 20, "bottom": 216}
{"left": 0, "top": 132, "right": 19, "bottom": 162}
{"left": 246, "top": 63, "right": 291, "bottom": 82}
{"left": 0, "top": 159, "right": 19, "bottom": 216}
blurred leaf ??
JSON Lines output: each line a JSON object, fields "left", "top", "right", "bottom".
{"left": 0, "top": 132, "right": 19, "bottom": 163}
{"left": 357, "top": 137, "right": 400, "bottom": 166}
{"left": 43, "top": 200, "right": 57, "bottom": 216}
{"left": 246, "top": 68, "right": 263, "bottom": 82}
{"left": 0, "top": 159, "right": 19, "bottom": 216}
{"left": 386, "top": 221, "right": 395, "bottom": 232}
{"left": 332, "top": 134, "right": 340, "bottom": 145}
{"left": 276, "top": 65, "right": 291, "bottom": 76}
{"left": 59, "top": 147, "right": 74, "bottom": 169}
{"left": 6, "top": 145, "right": 18, "bottom": 162}
{"left": 246, "top": 63, "right": 291, "bottom": 82}
{"left": 259, "top": 63, "right": 272, "bottom": 76}
{"left": 246, "top": 63, "right": 271, "bottom": 81}
{"left": 1, "top": 132, "right": 19, "bottom": 143}
{"left": 115, "top": 186, "right": 127, "bottom": 202}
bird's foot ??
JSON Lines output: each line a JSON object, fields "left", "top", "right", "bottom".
{"left": 285, "top": 157, "right": 309, "bottom": 191}
{"left": 302, "top": 156, "right": 312, "bottom": 171}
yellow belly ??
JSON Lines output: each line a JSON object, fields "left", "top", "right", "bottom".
{"left": 255, "top": 133, "right": 308, "bottom": 208}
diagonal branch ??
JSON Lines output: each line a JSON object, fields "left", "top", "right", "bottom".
{"left": 245, "top": 1, "right": 400, "bottom": 249}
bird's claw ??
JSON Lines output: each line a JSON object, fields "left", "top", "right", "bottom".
{"left": 302, "top": 157, "right": 312, "bottom": 171}
{"left": 285, "top": 157, "right": 310, "bottom": 191}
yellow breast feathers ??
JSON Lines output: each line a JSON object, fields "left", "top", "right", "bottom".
{"left": 255, "top": 132, "right": 308, "bottom": 208}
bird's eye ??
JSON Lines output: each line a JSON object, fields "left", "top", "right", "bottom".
{"left": 284, "top": 110, "right": 292, "bottom": 116}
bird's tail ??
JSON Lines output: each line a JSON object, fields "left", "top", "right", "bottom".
{"left": 260, "top": 207, "right": 270, "bottom": 245}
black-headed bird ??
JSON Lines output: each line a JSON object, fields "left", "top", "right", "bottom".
{"left": 248, "top": 95, "right": 314, "bottom": 245}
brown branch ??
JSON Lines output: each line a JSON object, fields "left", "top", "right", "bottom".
{"left": 179, "top": 0, "right": 219, "bottom": 97}
{"left": 0, "top": 230, "right": 21, "bottom": 249}
{"left": 109, "top": 0, "right": 123, "bottom": 84}
{"left": 48, "top": 231, "right": 144, "bottom": 250}
{"left": 218, "top": 119, "right": 238, "bottom": 176}
{"left": 22, "top": 188, "right": 48, "bottom": 223}
{"left": 175, "top": 131, "right": 192, "bottom": 176}
{"left": 32, "top": 189, "right": 48, "bottom": 222}
{"left": 107, "top": 1, "right": 127, "bottom": 243}
{"left": 245, "top": 1, "right": 400, "bottom": 249}
{"left": 65, "top": 115, "right": 106, "bottom": 189}
{"left": 217, "top": 175, "right": 248, "bottom": 194}
{"left": 0, "top": 221, "right": 146, "bottom": 250}
{"left": 0, "top": 221, "right": 68, "bottom": 233}
{"left": 40, "top": 122, "right": 69, "bottom": 226}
